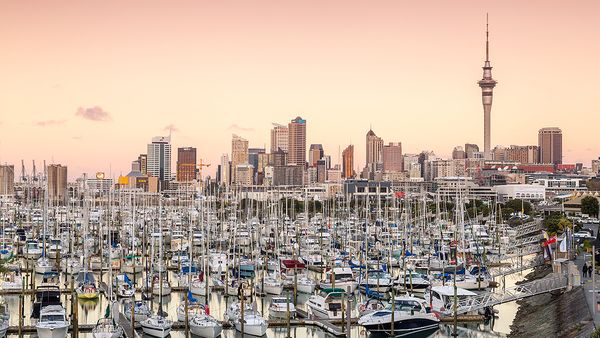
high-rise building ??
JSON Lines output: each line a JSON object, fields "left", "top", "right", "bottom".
{"left": 270, "top": 123, "right": 289, "bottom": 154}
{"left": 231, "top": 134, "right": 249, "bottom": 182}
{"left": 47, "top": 164, "right": 68, "bottom": 205}
{"left": 452, "top": 146, "right": 466, "bottom": 159}
{"left": 147, "top": 136, "right": 172, "bottom": 184}
{"left": 0, "top": 165, "right": 15, "bottom": 195}
{"left": 234, "top": 164, "right": 254, "bottom": 186}
{"left": 176, "top": 147, "right": 197, "bottom": 182}
{"left": 271, "top": 148, "right": 288, "bottom": 167}
{"left": 464, "top": 143, "right": 480, "bottom": 159}
{"left": 309, "top": 144, "right": 324, "bottom": 167}
{"left": 478, "top": 15, "right": 497, "bottom": 160}
{"left": 316, "top": 156, "right": 330, "bottom": 183}
{"left": 538, "top": 127, "right": 563, "bottom": 164}
{"left": 403, "top": 154, "right": 421, "bottom": 178}
{"left": 383, "top": 142, "right": 403, "bottom": 172}
{"left": 342, "top": 145, "right": 354, "bottom": 179}
{"left": 366, "top": 129, "right": 383, "bottom": 167}
{"left": 288, "top": 117, "right": 307, "bottom": 166}
{"left": 138, "top": 154, "right": 147, "bottom": 175}
{"left": 219, "top": 154, "right": 230, "bottom": 185}
{"left": 506, "top": 145, "right": 539, "bottom": 164}
{"left": 248, "top": 148, "right": 265, "bottom": 184}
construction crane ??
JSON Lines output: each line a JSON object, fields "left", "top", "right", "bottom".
{"left": 196, "top": 159, "right": 211, "bottom": 181}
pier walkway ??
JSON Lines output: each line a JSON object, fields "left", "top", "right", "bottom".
{"left": 442, "top": 273, "right": 569, "bottom": 316}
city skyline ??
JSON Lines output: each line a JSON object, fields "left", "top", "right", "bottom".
{"left": 1, "top": 1, "right": 599, "bottom": 179}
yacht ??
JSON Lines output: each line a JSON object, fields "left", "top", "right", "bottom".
{"left": 24, "top": 240, "right": 43, "bottom": 259}
{"left": 307, "top": 288, "right": 346, "bottom": 319}
{"left": 209, "top": 252, "right": 228, "bottom": 275}
{"left": 358, "top": 296, "right": 439, "bottom": 335}
{"left": 92, "top": 317, "right": 123, "bottom": 338}
{"left": 256, "top": 275, "right": 284, "bottom": 295}
{"left": 269, "top": 297, "right": 296, "bottom": 319}
{"left": 189, "top": 313, "right": 223, "bottom": 338}
{"left": 395, "top": 271, "right": 430, "bottom": 293}
{"left": 114, "top": 274, "right": 135, "bottom": 298}
{"left": 141, "top": 314, "right": 173, "bottom": 338}
{"left": 35, "top": 256, "right": 54, "bottom": 274}
{"left": 319, "top": 267, "right": 357, "bottom": 293}
{"left": 35, "top": 305, "right": 69, "bottom": 338}
{"left": 124, "top": 300, "right": 151, "bottom": 323}
{"left": 225, "top": 301, "right": 268, "bottom": 337}
{"left": 359, "top": 269, "right": 395, "bottom": 293}
{"left": 424, "top": 285, "right": 477, "bottom": 315}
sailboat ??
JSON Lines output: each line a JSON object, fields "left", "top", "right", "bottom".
{"left": 141, "top": 199, "right": 173, "bottom": 338}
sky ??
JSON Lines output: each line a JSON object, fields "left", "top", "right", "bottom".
{"left": 1, "top": 1, "right": 599, "bottom": 179}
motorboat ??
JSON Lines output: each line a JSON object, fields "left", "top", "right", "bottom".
{"left": 307, "top": 288, "right": 346, "bottom": 319}
{"left": 269, "top": 296, "right": 296, "bottom": 319}
{"left": 35, "top": 305, "right": 69, "bottom": 338}
{"left": 319, "top": 267, "right": 357, "bottom": 293}
{"left": 358, "top": 296, "right": 439, "bottom": 335}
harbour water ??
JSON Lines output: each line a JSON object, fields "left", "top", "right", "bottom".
{"left": 4, "top": 266, "right": 532, "bottom": 337}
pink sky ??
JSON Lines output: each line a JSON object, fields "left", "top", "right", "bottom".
{"left": 1, "top": 1, "right": 599, "bottom": 179}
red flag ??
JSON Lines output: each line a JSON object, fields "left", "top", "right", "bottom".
{"left": 395, "top": 191, "right": 405, "bottom": 198}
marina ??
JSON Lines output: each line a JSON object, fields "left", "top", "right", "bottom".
{"left": 0, "top": 178, "right": 586, "bottom": 338}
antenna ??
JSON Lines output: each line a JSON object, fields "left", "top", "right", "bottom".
{"left": 486, "top": 13, "right": 490, "bottom": 62}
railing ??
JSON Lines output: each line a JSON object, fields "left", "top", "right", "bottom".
{"left": 442, "top": 274, "right": 568, "bottom": 316}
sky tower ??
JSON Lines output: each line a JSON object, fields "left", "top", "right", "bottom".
{"left": 478, "top": 14, "right": 497, "bottom": 160}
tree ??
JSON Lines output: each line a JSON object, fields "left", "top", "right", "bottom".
{"left": 544, "top": 212, "right": 572, "bottom": 235}
{"left": 581, "top": 196, "right": 599, "bottom": 217}
{"left": 502, "top": 199, "right": 532, "bottom": 215}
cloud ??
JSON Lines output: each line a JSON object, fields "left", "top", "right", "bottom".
{"left": 227, "top": 124, "right": 254, "bottom": 132}
{"left": 75, "top": 106, "right": 111, "bottom": 122}
{"left": 163, "top": 124, "right": 179, "bottom": 133}
{"left": 35, "top": 119, "right": 67, "bottom": 126}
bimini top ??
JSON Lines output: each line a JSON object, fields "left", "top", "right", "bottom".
{"left": 431, "top": 285, "right": 477, "bottom": 297}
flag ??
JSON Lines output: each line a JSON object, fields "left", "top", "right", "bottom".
{"left": 124, "top": 274, "right": 132, "bottom": 286}
{"left": 559, "top": 237, "right": 567, "bottom": 253}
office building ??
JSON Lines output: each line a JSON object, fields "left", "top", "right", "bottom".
{"left": 309, "top": 144, "right": 324, "bottom": 167}
{"left": 176, "top": 147, "right": 197, "bottom": 182}
{"left": 538, "top": 127, "right": 562, "bottom": 164}
{"left": 383, "top": 142, "right": 403, "bottom": 172}
{"left": 270, "top": 123, "right": 289, "bottom": 153}
{"left": 452, "top": 146, "right": 466, "bottom": 159}
{"left": 47, "top": 164, "right": 68, "bottom": 205}
{"left": 288, "top": 117, "right": 307, "bottom": 166}
{"left": 231, "top": 134, "right": 249, "bottom": 182}
{"left": 219, "top": 154, "right": 230, "bottom": 185}
{"left": 0, "top": 165, "right": 15, "bottom": 195}
{"left": 342, "top": 145, "right": 354, "bottom": 179}
{"left": 147, "top": 136, "right": 172, "bottom": 185}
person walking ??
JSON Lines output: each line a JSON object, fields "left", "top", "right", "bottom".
{"left": 583, "top": 262, "right": 588, "bottom": 278}
{"left": 589, "top": 264, "right": 593, "bottom": 278}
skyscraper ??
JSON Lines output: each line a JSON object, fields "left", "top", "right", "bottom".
{"left": 47, "top": 164, "right": 67, "bottom": 205}
{"left": 342, "top": 145, "right": 354, "bottom": 179}
{"left": 270, "top": 123, "right": 289, "bottom": 153}
{"left": 538, "top": 127, "right": 563, "bottom": 164}
{"left": 219, "top": 154, "right": 230, "bottom": 185}
{"left": 478, "top": 15, "right": 497, "bottom": 160}
{"left": 176, "top": 147, "right": 197, "bottom": 182}
{"left": 231, "top": 134, "right": 249, "bottom": 182}
{"left": 248, "top": 148, "right": 265, "bottom": 184}
{"left": 383, "top": 142, "right": 403, "bottom": 172}
{"left": 138, "top": 154, "right": 147, "bottom": 175}
{"left": 287, "top": 116, "right": 306, "bottom": 166}
{"left": 147, "top": 135, "right": 172, "bottom": 183}
{"left": 365, "top": 129, "right": 383, "bottom": 177}
{"left": 0, "top": 165, "right": 15, "bottom": 195}
{"left": 309, "top": 144, "right": 324, "bottom": 167}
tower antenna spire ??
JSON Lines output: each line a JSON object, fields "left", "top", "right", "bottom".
{"left": 485, "top": 13, "right": 489, "bottom": 62}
